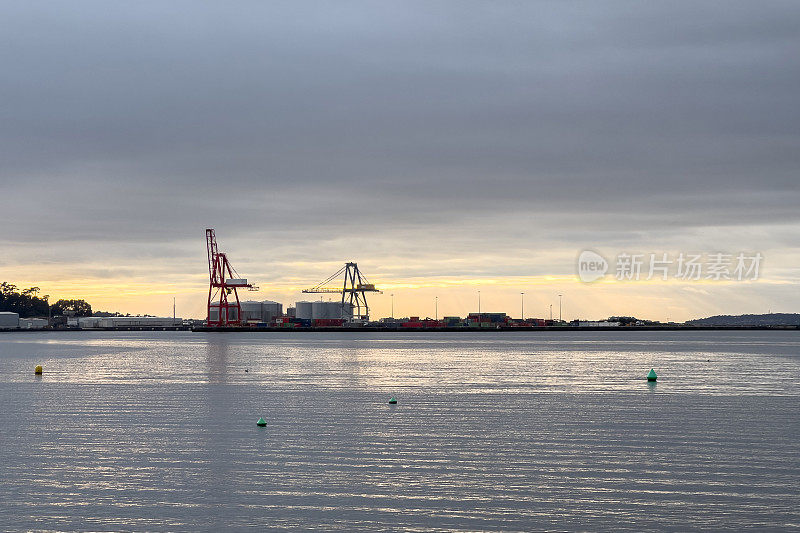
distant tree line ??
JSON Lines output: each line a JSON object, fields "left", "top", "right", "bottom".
{"left": 51, "top": 298, "right": 93, "bottom": 317}
{"left": 607, "top": 316, "right": 662, "bottom": 326}
{"left": 687, "top": 313, "right": 800, "bottom": 326}
{"left": 0, "top": 282, "right": 93, "bottom": 318}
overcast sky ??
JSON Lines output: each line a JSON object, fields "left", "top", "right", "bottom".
{"left": 1, "top": 1, "right": 799, "bottom": 320}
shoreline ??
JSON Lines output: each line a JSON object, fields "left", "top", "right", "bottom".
{"left": 193, "top": 325, "right": 800, "bottom": 332}
{"left": 3, "top": 325, "right": 797, "bottom": 333}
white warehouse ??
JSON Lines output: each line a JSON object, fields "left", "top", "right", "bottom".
{"left": 0, "top": 312, "right": 20, "bottom": 329}
{"left": 98, "top": 317, "right": 182, "bottom": 328}
{"left": 19, "top": 318, "right": 47, "bottom": 329}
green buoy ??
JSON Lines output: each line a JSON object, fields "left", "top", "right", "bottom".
{"left": 256, "top": 417, "right": 267, "bottom": 427}
{"left": 388, "top": 397, "right": 397, "bottom": 404}
{"left": 647, "top": 368, "right": 657, "bottom": 382}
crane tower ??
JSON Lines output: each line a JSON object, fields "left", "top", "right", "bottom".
{"left": 302, "top": 262, "right": 381, "bottom": 321}
{"left": 206, "top": 229, "right": 257, "bottom": 326}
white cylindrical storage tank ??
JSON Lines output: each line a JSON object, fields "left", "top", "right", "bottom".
{"left": 341, "top": 302, "right": 354, "bottom": 320}
{"left": 208, "top": 303, "right": 239, "bottom": 323}
{"left": 310, "top": 301, "right": 349, "bottom": 319}
{"left": 327, "top": 301, "right": 346, "bottom": 319}
{"left": 240, "top": 301, "right": 263, "bottom": 322}
{"left": 312, "top": 301, "right": 329, "bottom": 319}
{"left": 295, "top": 301, "right": 313, "bottom": 320}
{"left": 261, "top": 301, "right": 282, "bottom": 323}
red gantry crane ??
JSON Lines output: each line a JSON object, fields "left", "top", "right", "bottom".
{"left": 206, "top": 228, "right": 257, "bottom": 327}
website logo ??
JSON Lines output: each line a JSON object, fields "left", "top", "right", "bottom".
{"left": 577, "top": 250, "right": 609, "bottom": 282}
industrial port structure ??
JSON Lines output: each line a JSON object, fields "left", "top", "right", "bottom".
{"left": 200, "top": 229, "right": 587, "bottom": 330}
{"left": 6, "top": 229, "right": 775, "bottom": 332}
{"left": 302, "top": 262, "right": 381, "bottom": 321}
{"left": 197, "top": 230, "right": 635, "bottom": 331}
{"left": 205, "top": 229, "right": 382, "bottom": 327}
{"left": 7, "top": 230, "right": 788, "bottom": 332}
{"left": 206, "top": 228, "right": 257, "bottom": 326}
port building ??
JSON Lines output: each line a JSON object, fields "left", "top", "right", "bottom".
{"left": 19, "top": 318, "right": 47, "bottom": 329}
{"left": 0, "top": 312, "right": 20, "bottom": 329}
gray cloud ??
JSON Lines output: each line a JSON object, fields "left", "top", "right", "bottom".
{"left": 1, "top": 1, "right": 799, "bottom": 286}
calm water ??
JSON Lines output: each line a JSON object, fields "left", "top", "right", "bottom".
{"left": 1, "top": 330, "right": 798, "bottom": 530}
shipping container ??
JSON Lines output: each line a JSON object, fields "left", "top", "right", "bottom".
{"left": 313, "top": 318, "right": 345, "bottom": 327}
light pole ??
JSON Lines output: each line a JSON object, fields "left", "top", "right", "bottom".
{"left": 520, "top": 292, "right": 524, "bottom": 321}
{"left": 558, "top": 294, "right": 563, "bottom": 323}
{"left": 435, "top": 296, "right": 438, "bottom": 321}
{"left": 391, "top": 293, "right": 394, "bottom": 319}
{"left": 478, "top": 290, "right": 481, "bottom": 323}
{"left": 549, "top": 304, "right": 553, "bottom": 321}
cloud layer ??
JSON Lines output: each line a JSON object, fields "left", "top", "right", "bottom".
{"left": 1, "top": 1, "right": 799, "bottom": 319}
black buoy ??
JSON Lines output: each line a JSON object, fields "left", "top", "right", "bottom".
{"left": 245, "top": 369, "right": 249, "bottom": 373}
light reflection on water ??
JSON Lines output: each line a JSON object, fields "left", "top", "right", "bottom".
{"left": 0, "top": 330, "right": 799, "bottom": 530}
{"left": 1, "top": 330, "right": 798, "bottom": 395}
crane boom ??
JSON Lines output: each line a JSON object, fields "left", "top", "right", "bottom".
{"left": 302, "top": 262, "right": 380, "bottom": 321}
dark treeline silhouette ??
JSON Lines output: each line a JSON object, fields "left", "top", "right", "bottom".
{"left": 607, "top": 316, "right": 662, "bottom": 326}
{"left": 688, "top": 313, "right": 800, "bottom": 326}
{"left": 0, "top": 282, "right": 93, "bottom": 318}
